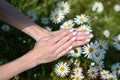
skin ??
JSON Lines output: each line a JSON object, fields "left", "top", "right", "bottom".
{"left": 0, "top": 0, "right": 93, "bottom": 80}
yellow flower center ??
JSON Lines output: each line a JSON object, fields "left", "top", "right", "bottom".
{"left": 75, "top": 76, "right": 80, "bottom": 80}
{"left": 115, "top": 67, "right": 119, "bottom": 71}
{"left": 55, "top": 14, "right": 59, "bottom": 19}
{"left": 118, "top": 40, "right": 120, "bottom": 44}
{"left": 96, "top": 5, "right": 99, "bottom": 10}
{"left": 61, "top": 6, "right": 65, "bottom": 11}
{"left": 88, "top": 47, "right": 93, "bottom": 53}
{"left": 76, "top": 69, "right": 80, "bottom": 73}
{"left": 67, "top": 24, "right": 71, "bottom": 28}
{"left": 79, "top": 18, "right": 84, "bottom": 22}
{"left": 95, "top": 53, "right": 100, "bottom": 57}
{"left": 91, "top": 71, "right": 95, "bottom": 75}
{"left": 102, "top": 73, "right": 107, "bottom": 77}
{"left": 74, "top": 48, "right": 79, "bottom": 53}
{"left": 96, "top": 63, "right": 100, "bottom": 67}
{"left": 82, "top": 29, "right": 87, "bottom": 32}
{"left": 108, "top": 77, "right": 113, "bottom": 80}
{"left": 99, "top": 45, "right": 103, "bottom": 49}
{"left": 60, "top": 67, "right": 65, "bottom": 72}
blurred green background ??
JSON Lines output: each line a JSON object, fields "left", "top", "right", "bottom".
{"left": 0, "top": 0, "right": 120, "bottom": 80}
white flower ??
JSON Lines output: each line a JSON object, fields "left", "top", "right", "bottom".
{"left": 88, "top": 67, "right": 99, "bottom": 79}
{"left": 92, "top": 2, "right": 104, "bottom": 13}
{"left": 1, "top": 24, "right": 10, "bottom": 31}
{"left": 107, "top": 73, "right": 117, "bottom": 80}
{"left": 79, "top": 25, "right": 92, "bottom": 32}
{"left": 73, "top": 66, "right": 83, "bottom": 74}
{"left": 50, "top": 8, "right": 64, "bottom": 24}
{"left": 44, "top": 26, "right": 52, "bottom": 31}
{"left": 71, "top": 73, "right": 84, "bottom": 80}
{"left": 114, "top": 4, "right": 120, "bottom": 12}
{"left": 74, "top": 60, "right": 81, "bottom": 66}
{"left": 69, "top": 47, "right": 82, "bottom": 57}
{"left": 103, "top": 29, "right": 110, "bottom": 38}
{"left": 57, "top": 1, "right": 70, "bottom": 15}
{"left": 111, "top": 63, "right": 120, "bottom": 75}
{"left": 82, "top": 42, "right": 98, "bottom": 59}
{"left": 74, "top": 14, "right": 88, "bottom": 25}
{"left": 113, "top": 34, "right": 120, "bottom": 50}
{"left": 100, "top": 70, "right": 109, "bottom": 79}
{"left": 60, "top": 19, "right": 74, "bottom": 29}
{"left": 91, "top": 62, "right": 95, "bottom": 66}
{"left": 95, "top": 61, "right": 104, "bottom": 69}
{"left": 92, "top": 51, "right": 105, "bottom": 62}
{"left": 27, "top": 11, "right": 38, "bottom": 22}
{"left": 41, "top": 17, "right": 49, "bottom": 25}
{"left": 55, "top": 62, "right": 70, "bottom": 77}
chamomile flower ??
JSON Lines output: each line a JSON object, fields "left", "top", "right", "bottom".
{"left": 60, "top": 20, "right": 74, "bottom": 29}
{"left": 1, "top": 24, "right": 10, "bottom": 32}
{"left": 82, "top": 42, "right": 98, "bottom": 59}
{"left": 71, "top": 73, "right": 84, "bottom": 80}
{"left": 50, "top": 8, "right": 64, "bottom": 24}
{"left": 88, "top": 67, "right": 99, "bottom": 79}
{"left": 113, "top": 34, "right": 120, "bottom": 50}
{"left": 95, "top": 61, "right": 104, "bottom": 69}
{"left": 55, "top": 62, "right": 70, "bottom": 77}
{"left": 73, "top": 66, "right": 83, "bottom": 74}
{"left": 111, "top": 63, "right": 120, "bottom": 75}
{"left": 69, "top": 47, "right": 82, "bottom": 57}
{"left": 103, "top": 29, "right": 110, "bottom": 38}
{"left": 41, "top": 17, "right": 49, "bottom": 25}
{"left": 92, "top": 51, "right": 105, "bottom": 62}
{"left": 57, "top": 1, "right": 70, "bottom": 15}
{"left": 107, "top": 73, "right": 117, "bottom": 80}
{"left": 27, "top": 11, "right": 38, "bottom": 22}
{"left": 100, "top": 70, "right": 109, "bottom": 79}
{"left": 74, "top": 60, "right": 81, "bottom": 66}
{"left": 79, "top": 25, "right": 92, "bottom": 32}
{"left": 74, "top": 14, "right": 88, "bottom": 25}
{"left": 114, "top": 4, "right": 120, "bottom": 12}
{"left": 92, "top": 2, "right": 104, "bottom": 13}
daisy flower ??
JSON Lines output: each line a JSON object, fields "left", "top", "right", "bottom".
{"left": 26, "top": 11, "right": 38, "bottom": 22}
{"left": 57, "top": 1, "right": 70, "bottom": 15}
{"left": 107, "top": 73, "right": 117, "bottom": 80}
{"left": 114, "top": 4, "right": 120, "bottom": 12}
{"left": 50, "top": 8, "right": 64, "bottom": 24}
{"left": 82, "top": 42, "right": 98, "bottom": 59}
{"left": 55, "top": 62, "right": 70, "bottom": 77}
{"left": 1, "top": 24, "right": 10, "bottom": 32}
{"left": 95, "top": 61, "right": 104, "bottom": 69}
{"left": 113, "top": 34, "right": 120, "bottom": 50}
{"left": 79, "top": 25, "right": 92, "bottom": 32}
{"left": 92, "top": 51, "right": 105, "bottom": 62}
{"left": 41, "top": 17, "right": 49, "bottom": 25}
{"left": 73, "top": 66, "right": 83, "bottom": 74}
{"left": 74, "top": 14, "right": 88, "bottom": 25}
{"left": 103, "top": 29, "right": 110, "bottom": 38}
{"left": 71, "top": 73, "right": 84, "bottom": 80}
{"left": 74, "top": 60, "right": 81, "bottom": 66}
{"left": 100, "top": 70, "right": 109, "bottom": 79}
{"left": 60, "top": 19, "right": 74, "bottom": 29}
{"left": 111, "top": 63, "right": 120, "bottom": 75}
{"left": 88, "top": 67, "right": 99, "bottom": 79}
{"left": 69, "top": 47, "right": 82, "bottom": 57}
{"left": 92, "top": 2, "right": 104, "bottom": 13}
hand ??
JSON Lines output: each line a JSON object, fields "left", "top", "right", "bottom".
{"left": 31, "top": 29, "right": 76, "bottom": 64}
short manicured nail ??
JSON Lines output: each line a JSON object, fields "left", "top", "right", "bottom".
{"left": 72, "top": 31, "right": 77, "bottom": 35}
{"left": 69, "top": 28, "right": 74, "bottom": 32}
{"left": 85, "top": 32, "right": 90, "bottom": 34}
{"left": 89, "top": 34, "right": 93, "bottom": 38}
{"left": 72, "top": 37, "right": 76, "bottom": 41}
{"left": 86, "top": 39, "right": 91, "bottom": 42}
{"left": 69, "top": 46, "right": 72, "bottom": 49}
{"left": 79, "top": 28, "right": 82, "bottom": 31}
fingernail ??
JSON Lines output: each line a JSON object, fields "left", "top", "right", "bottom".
{"left": 72, "top": 37, "right": 76, "bottom": 41}
{"left": 85, "top": 32, "right": 90, "bottom": 34}
{"left": 89, "top": 34, "right": 93, "bottom": 38}
{"left": 69, "top": 46, "right": 72, "bottom": 49}
{"left": 86, "top": 39, "right": 91, "bottom": 42}
{"left": 79, "top": 28, "right": 82, "bottom": 31}
{"left": 72, "top": 31, "right": 77, "bottom": 35}
{"left": 69, "top": 28, "right": 74, "bottom": 32}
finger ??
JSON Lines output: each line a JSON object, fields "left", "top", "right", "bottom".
{"left": 72, "top": 39, "right": 90, "bottom": 47}
{"left": 50, "top": 29, "right": 75, "bottom": 44}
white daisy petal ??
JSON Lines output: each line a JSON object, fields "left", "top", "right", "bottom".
{"left": 113, "top": 34, "right": 120, "bottom": 50}
{"left": 92, "top": 2, "right": 104, "bottom": 13}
